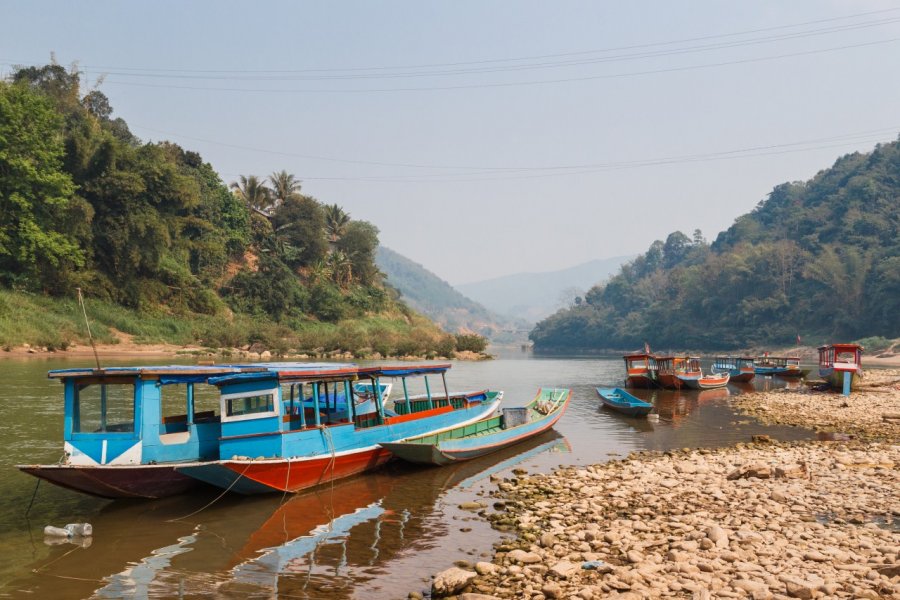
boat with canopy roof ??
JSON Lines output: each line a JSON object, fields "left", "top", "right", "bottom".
{"left": 17, "top": 363, "right": 497, "bottom": 498}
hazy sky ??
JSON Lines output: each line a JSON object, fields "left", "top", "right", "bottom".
{"left": 3, "top": 1, "right": 900, "bottom": 284}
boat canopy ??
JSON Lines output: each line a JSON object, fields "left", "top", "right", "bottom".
{"left": 361, "top": 364, "right": 451, "bottom": 377}
{"left": 48, "top": 365, "right": 258, "bottom": 380}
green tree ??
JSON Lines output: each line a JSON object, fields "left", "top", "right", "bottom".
{"left": 0, "top": 82, "right": 82, "bottom": 289}
{"left": 270, "top": 195, "right": 328, "bottom": 268}
{"left": 336, "top": 221, "right": 381, "bottom": 285}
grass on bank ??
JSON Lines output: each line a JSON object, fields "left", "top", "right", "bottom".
{"left": 0, "top": 289, "right": 480, "bottom": 358}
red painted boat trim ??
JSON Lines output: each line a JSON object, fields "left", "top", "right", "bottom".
{"left": 221, "top": 447, "right": 392, "bottom": 493}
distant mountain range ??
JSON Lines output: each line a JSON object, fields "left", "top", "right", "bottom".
{"left": 456, "top": 256, "right": 635, "bottom": 323}
{"left": 376, "top": 246, "right": 513, "bottom": 336}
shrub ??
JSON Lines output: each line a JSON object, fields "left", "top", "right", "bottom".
{"left": 454, "top": 333, "right": 487, "bottom": 353}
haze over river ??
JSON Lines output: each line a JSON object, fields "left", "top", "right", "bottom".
{"left": 0, "top": 354, "right": 813, "bottom": 599}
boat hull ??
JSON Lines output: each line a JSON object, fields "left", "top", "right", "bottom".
{"left": 656, "top": 374, "right": 683, "bottom": 389}
{"left": 820, "top": 368, "right": 859, "bottom": 390}
{"left": 678, "top": 374, "right": 730, "bottom": 390}
{"left": 16, "top": 463, "right": 203, "bottom": 499}
{"left": 625, "top": 374, "right": 655, "bottom": 388}
{"left": 380, "top": 389, "right": 570, "bottom": 466}
{"left": 178, "top": 447, "right": 393, "bottom": 494}
{"left": 728, "top": 372, "right": 755, "bottom": 383}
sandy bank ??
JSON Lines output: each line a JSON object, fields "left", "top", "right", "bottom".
{"left": 0, "top": 341, "right": 490, "bottom": 362}
{"left": 429, "top": 441, "right": 900, "bottom": 599}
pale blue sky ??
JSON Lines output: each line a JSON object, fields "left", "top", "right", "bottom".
{"left": 3, "top": 1, "right": 899, "bottom": 284}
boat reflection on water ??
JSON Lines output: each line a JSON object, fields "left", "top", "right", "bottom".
{"left": 15, "top": 431, "right": 570, "bottom": 600}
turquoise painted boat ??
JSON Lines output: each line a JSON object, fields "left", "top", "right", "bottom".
{"left": 379, "top": 388, "right": 570, "bottom": 466}
{"left": 596, "top": 387, "right": 654, "bottom": 418}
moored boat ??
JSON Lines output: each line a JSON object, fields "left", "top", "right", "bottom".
{"left": 754, "top": 355, "right": 805, "bottom": 378}
{"left": 676, "top": 357, "right": 730, "bottom": 389}
{"left": 379, "top": 388, "right": 570, "bottom": 466}
{"left": 596, "top": 387, "right": 654, "bottom": 417}
{"left": 712, "top": 356, "right": 756, "bottom": 383}
{"left": 174, "top": 363, "right": 501, "bottom": 494}
{"left": 16, "top": 364, "right": 279, "bottom": 499}
{"left": 656, "top": 355, "right": 689, "bottom": 389}
{"left": 623, "top": 352, "right": 657, "bottom": 388}
{"left": 818, "top": 343, "right": 863, "bottom": 395}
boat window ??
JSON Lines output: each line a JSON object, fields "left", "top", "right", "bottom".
{"left": 222, "top": 389, "right": 278, "bottom": 421}
{"left": 161, "top": 384, "right": 190, "bottom": 430}
{"left": 192, "top": 384, "right": 220, "bottom": 422}
{"left": 74, "top": 383, "right": 135, "bottom": 433}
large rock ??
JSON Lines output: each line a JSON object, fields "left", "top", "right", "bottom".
{"left": 432, "top": 567, "right": 476, "bottom": 597}
{"left": 550, "top": 560, "right": 577, "bottom": 578}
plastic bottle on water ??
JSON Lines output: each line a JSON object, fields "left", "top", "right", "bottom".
{"left": 43, "top": 523, "right": 92, "bottom": 537}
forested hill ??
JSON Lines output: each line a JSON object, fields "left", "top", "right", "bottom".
{"left": 376, "top": 246, "right": 509, "bottom": 335}
{"left": 530, "top": 138, "right": 900, "bottom": 352}
{"left": 0, "top": 63, "right": 476, "bottom": 356}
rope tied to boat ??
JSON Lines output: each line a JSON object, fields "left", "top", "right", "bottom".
{"left": 166, "top": 457, "right": 258, "bottom": 522}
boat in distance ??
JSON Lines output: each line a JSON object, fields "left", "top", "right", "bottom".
{"left": 596, "top": 387, "right": 654, "bottom": 418}
{"left": 379, "top": 388, "right": 570, "bottom": 466}
{"left": 712, "top": 356, "right": 756, "bottom": 383}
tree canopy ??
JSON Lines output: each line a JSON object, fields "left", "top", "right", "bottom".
{"left": 531, "top": 139, "right": 900, "bottom": 351}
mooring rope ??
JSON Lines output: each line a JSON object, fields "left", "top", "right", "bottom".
{"left": 166, "top": 458, "right": 257, "bottom": 522}
{"left": 24, "top": 479, "right": 41, "bottom": 519}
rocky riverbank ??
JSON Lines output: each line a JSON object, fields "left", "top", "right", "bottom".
{"left": 429, "top": 441, "right": 899, "bottom": 599}
{"left": 733, "top": 369, "right": 900, "bottom": 439}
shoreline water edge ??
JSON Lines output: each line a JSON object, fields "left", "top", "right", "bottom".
{"left": 424, "top": 370, "right": 900, "bottom": 599}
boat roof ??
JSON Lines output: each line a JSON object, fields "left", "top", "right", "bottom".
{"left": 49, "top": 361, "right": 453, "bottom": 386}
{"left": 817, "top": 343, "right": 863, "bottom": 352}
{"left": 48, "top": 362, "right": 357, "bottom": 381}
{"left": 360, "top": 363, "right": 451, "bottom": 377}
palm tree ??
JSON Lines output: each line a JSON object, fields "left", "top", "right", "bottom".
{"left": 230, "top": 175, "right": 273, "bottom": 216}
{"left": 324, "top": 204, "right": 351, "bottom": 246}
{"left": 268, "top": 170, "right": 302, "bottom": 209}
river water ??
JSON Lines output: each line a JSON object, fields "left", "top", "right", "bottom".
{"left": 0, "top": 353, "right": 813, "bottom": 599}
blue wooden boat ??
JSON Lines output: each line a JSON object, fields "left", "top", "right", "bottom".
{"left": 18, "top": 363, "right": 498, "bottom": 498}
{"left": 16, "top": 364, "right": 283, "bottom": 498}
{"left": 174, "top": 363, "right": 501, "bottom": 494}
{"left": 379, "top": 388, "right": 570, "bottom": 466}
{"left": 596, "top": 387, "right": 654, "bottom": 417}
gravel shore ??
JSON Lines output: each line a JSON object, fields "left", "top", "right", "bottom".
{"left": 429, "top": 441, "right": 899, "bottom": 599}
{"left": 733, "top": 369, "right": 900, "bottom": 439}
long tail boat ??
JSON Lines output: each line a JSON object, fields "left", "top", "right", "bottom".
{"left": 379, "top": 388, "right": 570, "bottom": 466}
{"left": 754, "top": 355, "right": 805, "bottom": 377}
{"left": 712, "top": 356, "right": 756, "bottom": 383}
{"left": 623, "top": 352, "right": 657, "bottom": 388}
{"left": 17, "top": 363, "right": 495, "bottom": 499}
{"left": 174, "top": 364, "right": 501, "bottom": 494}
{"left": 596, "top": 387, "right": 654, "bottom": 417}
{"left": 818, "top": 343, "right": 863, "bottom": 395}
{"left": 655, "top": 355, "right": 688, "bottom": 389}
{"left": 16, "top": 364, "right": 294, "bottom": 499}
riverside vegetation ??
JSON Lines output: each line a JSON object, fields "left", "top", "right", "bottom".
{"left": 0, "top": 62, "right": 487, "bottom": 358}
{"left": 530, "top": 138, "right": 900, "bottom": 352}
